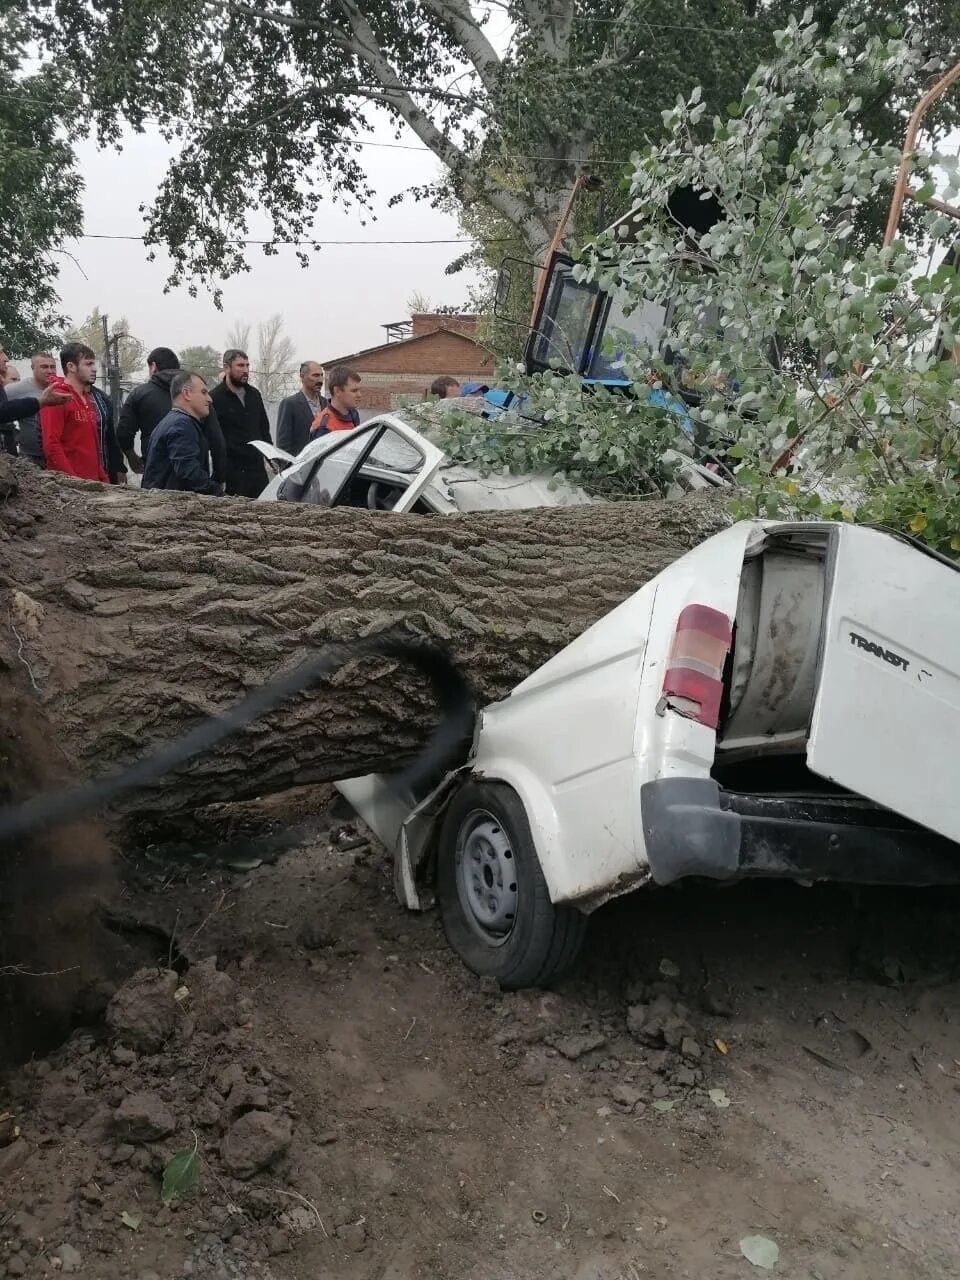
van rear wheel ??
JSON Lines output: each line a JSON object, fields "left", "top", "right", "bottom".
{"left": 437, "top": 780, "right": 586, "bottom": 989}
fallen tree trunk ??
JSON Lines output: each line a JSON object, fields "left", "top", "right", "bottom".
{"left": 0, "top": 459, "right": 728, "bottom": 836}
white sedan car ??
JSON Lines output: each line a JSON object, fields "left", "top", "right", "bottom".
{"left": 253, "top": 408, "right": 726, "bottom": 515}
{"left": 253, "top": 411, "right": 594, "bottom": 514}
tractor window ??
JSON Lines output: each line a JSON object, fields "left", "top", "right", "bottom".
{"left": 530, "top": 263, "right": 600, "bottom": 373}
{"left": 588, "top": 293, "right": 667, "bottom": 379}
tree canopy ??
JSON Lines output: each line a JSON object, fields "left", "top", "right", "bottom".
{"left": 66, "top": 307, "right": 146, "bottom": 380}
{"left": 179, "top": 344, "right": 223, "bottom": 385}
{"left": 36, "top": 0, "right": 960, "bottom": 300}
{"left": 0, "top": 3, "right": 82, "bottom": 352}
{"left": 420, "top": 14, "right": 960, "bottom": 555}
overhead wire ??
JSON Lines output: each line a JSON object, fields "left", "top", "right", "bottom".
{"left": 78, "top": 233, "right": 516, "bottom": 245}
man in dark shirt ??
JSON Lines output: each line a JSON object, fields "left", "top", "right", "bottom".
{"left": 209, "top": 348, "right": 271, "bottom": 497}
{"left": 118, "top": 346, "right": 227, "bottom": 485}
{"left": 142, "top": 370, "right": 220, "bottom": 495}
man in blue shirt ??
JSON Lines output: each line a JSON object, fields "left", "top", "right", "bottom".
{"left": 142, "top": 370, "right": 220, "bottom": 495}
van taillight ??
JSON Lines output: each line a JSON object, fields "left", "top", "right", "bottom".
{"left": 660, "top": 604, "right": 732, "bottom": 729}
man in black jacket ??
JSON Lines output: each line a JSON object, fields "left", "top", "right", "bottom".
{"left": 119, "top": 346, "right": 227, "bottom": 485}
{"left": 210, "top": 348, "right": 271, "bottom": 497}
{"left": 142, "top": 370, "right": 220, "bottom": 494}
{"left": 91, "top": 384, "right": 128, "bottom": 484}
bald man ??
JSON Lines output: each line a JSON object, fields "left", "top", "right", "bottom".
{"left": 277, "top": 361, "right": 325, "bottom": 457}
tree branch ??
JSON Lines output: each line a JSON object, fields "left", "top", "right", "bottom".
{"left": 221, "top": 0, "right": 555, "bottom": 251}
{"left": 224, "top": 1, "right": 323, "bottom": 32}
{"left": 419, "top": 0, "right": 502, "bottom": 98}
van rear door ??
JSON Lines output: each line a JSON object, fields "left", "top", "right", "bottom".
{"left": 807, "top": 525, "right": 960, "bottom": 845}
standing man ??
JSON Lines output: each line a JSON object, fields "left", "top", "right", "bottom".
{"left": 117, "top": 346, "right": 181, "bottom": 472}
{"left": 210, "top": 348, "right": 271, "bottom": 497}
{"left": 276, "top": 361, "right": 324, "bottom": 456}
{"left": 119, "top": 346, "right": 227, "bottom": 488}
{"left": 6, "top": 351, "right": 58, "bottom": 465}
{"left": 90, "top": 383, "right": 128, "bottom": 485}
{"left": 142, "top": 371, "right": 220, "bottom": 494}
{"left": 310, "top": 365, "right": 362, "bottom": 438}
{"left": 39, "top": 343, "right": 109, "bottom": 481}
{"left": 0, "top": 343, "right": 69, "bottom": 456}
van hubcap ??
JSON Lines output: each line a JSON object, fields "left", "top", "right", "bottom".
{"left": 457, "top": 812, "right": 518, "bottom": 940}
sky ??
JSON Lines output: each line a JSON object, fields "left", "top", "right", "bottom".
{"left": 47, "top": 121, "right": 483, "bottom": 375}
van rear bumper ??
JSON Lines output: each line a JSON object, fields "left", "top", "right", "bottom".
{"left": 640, "top": 778, "right": 960, "bottom": 887}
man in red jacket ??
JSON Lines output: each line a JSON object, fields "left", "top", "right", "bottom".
{"left": 40, "top": 342, "right": 109, "bottom": 482}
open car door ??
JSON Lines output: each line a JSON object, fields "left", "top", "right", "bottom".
{"left": 269, "top": 414, "right": 445, "bottom": 513}
{"left": 807, "top": 525, "right": 960, "bottom": 846}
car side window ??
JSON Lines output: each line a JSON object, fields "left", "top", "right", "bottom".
{"left": 300, "top": 434, "right": 367, "bottom": 507}
{"left": 364, "top": 428, "right": 423, "bottom": 475}
{"left": 291, "top": 424, "right": 428, "bottom": 511}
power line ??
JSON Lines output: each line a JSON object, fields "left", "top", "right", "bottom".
{"left": 0, "top": 89, "right": 632, "bottom": 166}
{"left": 78, "top": 233, "right": 514, "bottom": 246}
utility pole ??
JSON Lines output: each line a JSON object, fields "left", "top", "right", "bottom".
{"left": 106, "top": 335, "right": 123, "bottom": 428}
{"left": 98, "top": 313, "right": 124, "bottom": 427}
{"left": 100, "top": 312, "right": 110, "bottom": 388}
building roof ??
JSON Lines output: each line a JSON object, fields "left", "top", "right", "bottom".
{"left": 323, "top": 325, "right": 492, "bottom": 369}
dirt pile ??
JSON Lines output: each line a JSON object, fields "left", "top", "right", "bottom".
{"left": 0, "top": 813, "right": 735, "bottom": 1280}
{"left": 0, "top": 955, "right": 322, "bottom": 1278}
{"left": 5, "top": 805, "right": 960, "bottom": 1279}
{"left": 0, "top": 680, "right": 121, "bottom": 1064}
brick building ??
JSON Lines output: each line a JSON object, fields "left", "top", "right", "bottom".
{"left": 323, "top": 313, "right": 495, "bottom": 413}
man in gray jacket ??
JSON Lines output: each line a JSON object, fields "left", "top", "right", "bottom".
{"left": 276, "top": 361, "right": 325, "bottom": 457}
{"left": 6, "top": 351, "right": 58, "bottom": 464}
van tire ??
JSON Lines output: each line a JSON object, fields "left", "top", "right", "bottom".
{"left": 436, "top": 780, "right": 586, "bottom": 989}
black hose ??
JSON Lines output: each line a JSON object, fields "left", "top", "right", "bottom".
{"left": 0, "top": 633, "right": 474, "bottom": 846}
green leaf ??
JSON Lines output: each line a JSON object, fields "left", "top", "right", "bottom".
{"left": 161, "top": 1141, "right": 199, "bottom": 1204}
{"left": 120, "top": 1211, "right": 142, "bottom": 1231}
{"left": 740, "top": 1235, "right": 780, "bottom": 1269}
{"left": 652, "top": 1099, "right": 674, "bottom": 1113}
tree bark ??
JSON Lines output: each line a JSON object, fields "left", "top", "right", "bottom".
{"left": 0, "top": 459, "right": 728, "bottom": 837}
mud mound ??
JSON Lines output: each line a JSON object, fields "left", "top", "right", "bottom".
{"left": 0, "top": 956, "right": 312, "bottom": 1277}
{"left": 0, "top": 680, "right": 123, "bottom": 1062}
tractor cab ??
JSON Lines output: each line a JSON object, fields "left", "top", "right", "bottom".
{"left": 522, "top": 186, "right": 726, "bottom": 407}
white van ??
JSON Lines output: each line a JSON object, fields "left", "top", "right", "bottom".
{"left": 339, "top": 518, "right": 960, "bottom": 987}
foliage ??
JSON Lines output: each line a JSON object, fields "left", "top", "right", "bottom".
{"left": 223, "top": 316, "right": 297, "bottom": 396}
{"left": 34, "top": 0, "right": 960, "bottom": 301}
{"left": 225, "top": 323, "right": 251, "bottom": 357}
{"left": 421, "top": 14, "right": 960, "bottom": 555}
{"left": 0, "top": 3, "right": 83, "bottom": 352}
{"left": 420, "top": 367, "right": 692, "bottom": 497}
{"left": 66, "top": 307, "right": 146, "bottom": 380}
{"left": 179, "top": 344, "right": 223, "bottom": 385}
{"left": 161, "top": 1138, "right": 198, "bottom": 1204}
{"left": 407, "top": 291, "right": 433, "bottom": 314}
{"left": 252, "top": 313, "right": 297, "bottom": 400}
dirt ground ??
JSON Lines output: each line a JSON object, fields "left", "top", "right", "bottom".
{"left": 3, "top": 796, "right": 960, "bottom": 1280}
